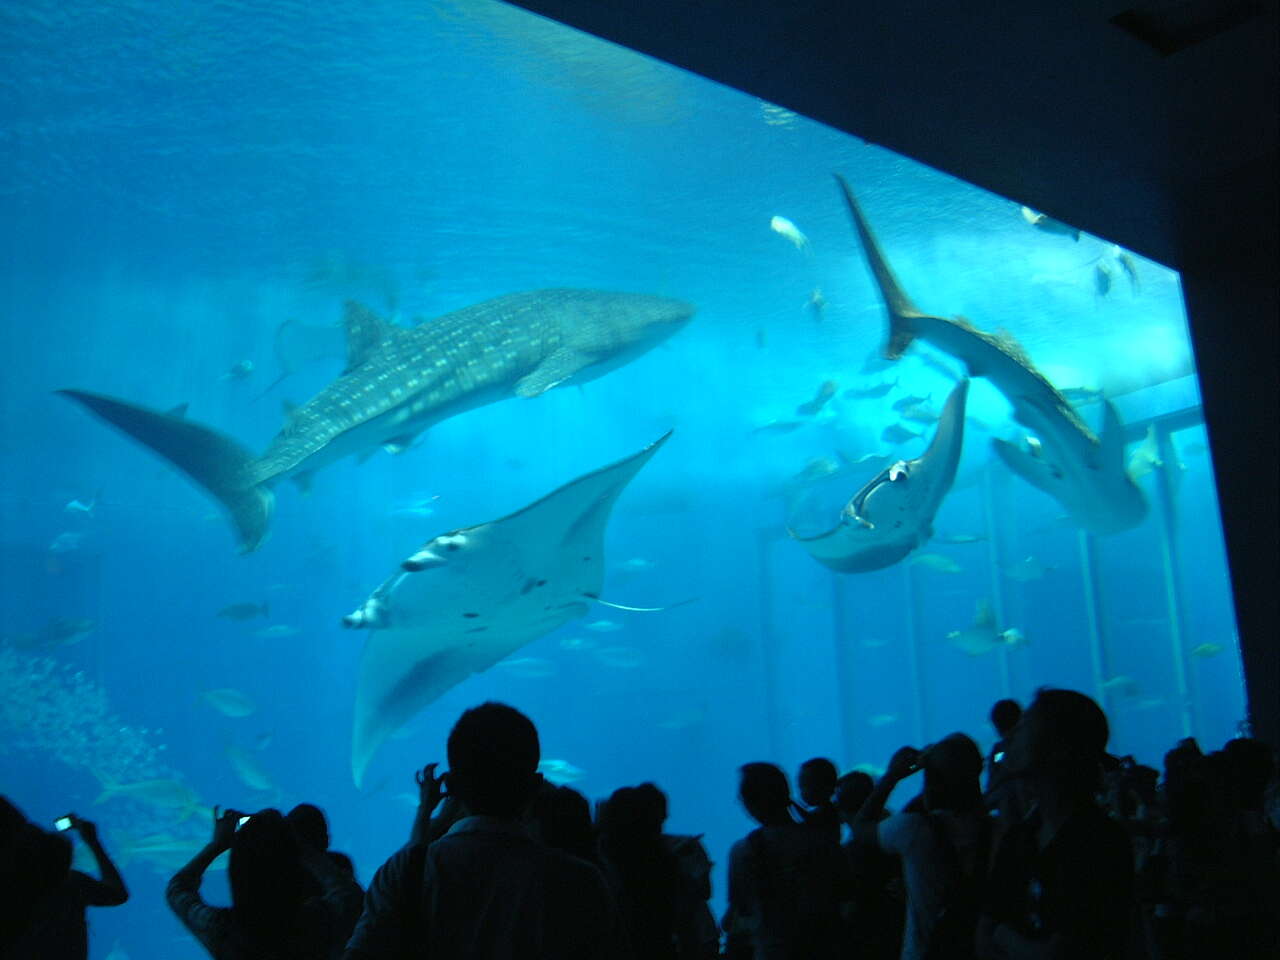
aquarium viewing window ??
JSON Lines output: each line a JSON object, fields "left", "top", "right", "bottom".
{"left": 0, "top": 0, "right": 1247, "bottom": 951}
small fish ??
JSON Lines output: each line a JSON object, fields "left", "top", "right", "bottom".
{"left": 254, "top": 624, "right": 300, "bottom": 639}
{"left": 217, "top": 602, "right": 269, "bottom": 621}
{"left": 1184, "top": 441, "right": 1208, "bottom": 457}
{"left": 655, "top": 706, "right": 706, "bottom": 731}
{"left": 910, "top": 553, "right": 964, "bottom": 574}
{"left": 1131, "top": 698, "right": 1166, "bottom": 712}
{"left": 1003, "top": 555, "right": 1050, "bottom": 582}
{"left": 538, "top": 759, "right": 585, "bottom": 785}
{"left": 253, "top": 731, "right": 273, "bottom": 750}
{"left": 619, "top": 557, "right": 656, "bottom": 572}
{"left": 219, "top": 359, "right": 255, "bottom": 382}
{"left": 899, "top": 403, "right": 939, "bottom": 425}
{"left": 755, "top": 329, "right": 768, "bottom": 349}
{"left": 94, "top": 775, "right": 202, "bottom": 818}
{"left": 838, "top": 450, "right": 894, "bottom": 469}
{"left": 558, "top": 635, "right": 597, "bottom": 652}
{"left": 1116, "top": 249, "right": 1141, "bottom": 293}
{"left": 752, "top": 419, "right": 807, "bottom": 436}
{"left": 1190, "top": 642, "right": 1223, "bottom": 659}
{"left": 769, "top": 215, "right": 809, "bottom": 251}
{"left": 867, "top": 713, "right": 898, "bottom": 728}
{"left": 881, "top": 423, "right": 923, "bottom": 444}
{"left": 860, "top": 352, "right": 895, "bottom": 374}
{"left": 1102, "top": 675, "right": 1141, "bottom": 698}
{"left": 105, "top": 940, "right": 130, "bottom": 960}
{"left": 592, "top": 645, "right": 645, "bottom": 669}
{"left": 226, "top": 743, "right": 274, "bottom": 792}
{"left": 807, "top": 287, "right": 827, "bottom": 320}
{"left": 48, "top": 531, "right": 85, "bottom": 554}
{"left": 1020, "top": 206, "right": 1081, "bottom": 241}
{"left": 40, "top": 616, "right": 96, "bottom": 648}
{"left": 796, "top": 380, "right": 838, "bottom": 417}
{"left": 792, "top": 457, "right": 841, "bottom": 484}
{"left": 937, "top": 532, "right": 986, "bottom": 545}
{"left": 1094, "top": 261, "right": 1113, "bottom": 298}
{"left": 584, "top": 619, "right": 623, "bottom": 633}
{"left": 843, "top": 379, "right": 897, "bottom": 400}
{"left": 64, "top": 492, "right": 99, "bottom": 518}
{"left": 860, "top": 636, "right": 890, "bottom": 648}
{"left": 494, "top": 656, "right": 559, "bottom": 679}
{"left": 892, "top": 393, "right": 931, "bottom": 412}
{"left": 390, "top": 495, "right": 441, "bottom": 518}
{"left": 200, "top": 688, "right": 256, "bottom": 718}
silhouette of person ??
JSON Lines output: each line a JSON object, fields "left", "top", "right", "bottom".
{"left": 531, "top": 782, "right": 599, "bottom": 865}
{"left": 1, "top": 800, "right": 128, "bottom": 960}
{"left": 797, "top": 758, "right": 841, "bottom": 841}
{"left": 854, "top": 734, "right": 989, "bottom": 960}
{"left": 287, "top": 802, "right": 360, "bottom": 886}
{"left": 834, "top": 772, "right": 904, "bottom": 960}
{"left": 168, "top": 806, "right": 363, "bottom": 959}
{"left": 723, "top": 762, "right": 848, "bottom": 960}
{"left": 343, "top": 701, "right": 621, "bottom": 959}
{"left": 978, "top": 688, "right": 1133, "bottom": 959}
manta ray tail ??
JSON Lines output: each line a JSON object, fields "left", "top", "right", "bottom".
{"left": 834, "top": 173, "right": 922, "bottom": 360}
{"left": 57, "top": 389, "right": 273, "bottom": 552}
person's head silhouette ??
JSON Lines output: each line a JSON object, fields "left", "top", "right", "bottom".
{"left": 446, "top": 702, "right": 541, "bottom": 818}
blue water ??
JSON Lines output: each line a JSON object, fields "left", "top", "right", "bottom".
{"left": 0, "top": 1, "right": 1245, "bottom": 956}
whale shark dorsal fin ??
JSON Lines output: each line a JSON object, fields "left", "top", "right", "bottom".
{"left": 514, "top": 346, "right": 593, "bottom": 398}
{"left": 1099, "top": 400, "right": 1127, "bottom": 470}
{"left": 343, "top": 301, "right": 392, "bottom": 374}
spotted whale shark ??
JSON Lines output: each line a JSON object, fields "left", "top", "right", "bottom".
{"left": 59, "top": 289, "right": 694, "bottom": 552}
{"left": 791, "top": 380, "right": 968, "bottom": 572}
{"left": 834, "top": 175, "right": 1146, "bottom": 535}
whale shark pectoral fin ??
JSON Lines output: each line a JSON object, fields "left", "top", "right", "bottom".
{"left": 992, "top": 437, "right": 1062, "bottom": 492}
{"left": 1098, "top": 400, "right": 1127, "bottom": 472}
{"left": 514, "top": 347, "right": 594, "bottom": 398}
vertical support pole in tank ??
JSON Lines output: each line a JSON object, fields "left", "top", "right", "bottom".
{"left": 1077, "top": 531, "right": 1110, "bottom": 706}
{"left": 902, "top": 562, "right": 927, "bottom": 743}
{"left": 1153, "top": 425, "right": 1196, "bottom": 738}
{"left": 982, "top": 464, "right": 1013, "bottom": 699}
{"left": 830, "top": 575, "right": 856, "bottom": 766}
{"left": 756, "top": 527, "right": 782, "bottom": 758}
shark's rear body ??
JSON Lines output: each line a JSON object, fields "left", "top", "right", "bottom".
{"left": 834, "top": 175, "right": 1146, "bottom": 535}
{"left": 60, "top": 289, "right": 694, "bottom": 551}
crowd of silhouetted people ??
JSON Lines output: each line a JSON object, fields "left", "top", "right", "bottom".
{"left": 3, "top": 687, "right": 1278, "bottom": 959}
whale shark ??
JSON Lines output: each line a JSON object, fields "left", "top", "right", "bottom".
{"left": 342, "top": 432, "right": 670, "bottom": 786}
{"left": 834, "top": 175, "right": 1146, "bottom": 535}
{"left": 791, "top": 380, "right": 968, "bottom": 573}
{"left": 58, "top": 289, "right": 693, "bottom": 552}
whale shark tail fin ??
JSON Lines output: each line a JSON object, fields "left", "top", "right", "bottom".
{"left": 57, "top": 389, "right": 273, "bottom": 552}
{"left": 834, "top": 173, "right": 924, "bottom": 360}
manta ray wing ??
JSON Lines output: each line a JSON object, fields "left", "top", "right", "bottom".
{"left": 347, "top": 431, "right": 671, "bottom": 786}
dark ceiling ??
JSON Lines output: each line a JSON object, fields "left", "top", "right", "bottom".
{"left": 505, "top": 0, "right": 1278, "bottom": 272}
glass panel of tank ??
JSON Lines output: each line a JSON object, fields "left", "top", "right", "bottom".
{"left": 0, "top": 0, "right": 1245, "bottom": 950}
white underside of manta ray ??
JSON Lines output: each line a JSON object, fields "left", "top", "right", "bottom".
{"left": 343, "top": 431, "right": 671, "bottom": 787}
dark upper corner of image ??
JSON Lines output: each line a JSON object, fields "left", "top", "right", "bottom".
{"left": 506, "top": 0, "right": 1280, "bottom": 742}
{"left": 505, "top": 0, "right": 1278, "bottom": 276}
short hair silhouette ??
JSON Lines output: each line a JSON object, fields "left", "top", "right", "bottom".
{"left": 990, "top": 698, "right": 1022, "bottom": 736}
{"left": 1031, "top": 688, "right": 1109, "bottom": 763}
{"left": 799, "top": 757, "right": 838, "bottom": 801}
{"left": 532, "top": 784, "right": 596, "bottom": 862}
{"left": 739, "top": 762, "right": 790, "bottom": 821}
{"left": 833, "top": 771, "right": 875, "bottom": 816}
{"left": 446, "top": 702, "right": 540, "bottom": 818}
{"left": 229, "top": 809, "right": 311, "bottom": 939}
{"left": 286, "top": 803, "right": 329, "bottom": 850}
{"left": 633, "top": 782, "right": 668, "bottom": 831}
{"left": 923, "top": 733, "right": 984, "bottom": 810}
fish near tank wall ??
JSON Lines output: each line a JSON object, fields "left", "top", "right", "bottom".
{"left": 0, "top": 0, "right": 1247, "bottom": 952}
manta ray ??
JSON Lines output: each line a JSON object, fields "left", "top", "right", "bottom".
{"left": 791, "top": 380, "right": 968, "bottom": 572}
{"left": 834, "top": 175, "right": 1147, "bottom": 535}
{"left": 58, "top": 289, "right": 693, "bottom": 552}
{"left": 342, "top": 432, "right": 670, "bottom": 786}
